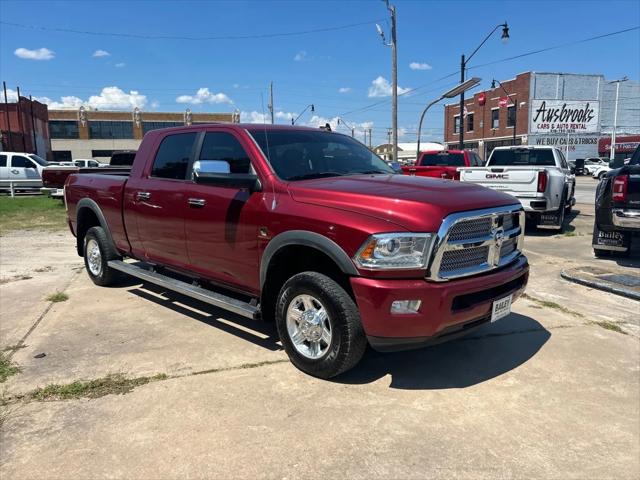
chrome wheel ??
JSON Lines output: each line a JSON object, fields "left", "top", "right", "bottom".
{"left": 286, "top": 294, "right": 332, "bottom": 360}
{"left": 86, "top": 238, "right": 102, "bottom": 277}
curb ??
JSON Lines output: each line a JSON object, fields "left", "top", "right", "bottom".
{"left": 560, "top": 270, "right": 640, "bottom": 301}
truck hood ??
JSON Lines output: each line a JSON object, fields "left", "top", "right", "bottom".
{"left": 288, "top": 174, "right": 519, "bottom": 232}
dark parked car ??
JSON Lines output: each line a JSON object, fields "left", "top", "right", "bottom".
{"left": 593, "top": 145, "right": 640, "bottom": 257}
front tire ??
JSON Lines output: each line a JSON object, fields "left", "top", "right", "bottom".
{"left": 276, "top": 272, "right": 367, "bottom": 379}
{"left": 83, "top": 226, "right": 121, "bottom": 286}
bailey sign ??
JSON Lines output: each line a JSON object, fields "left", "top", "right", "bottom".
{"left": 530, "top": 100, "right": 600, "bottom": 134}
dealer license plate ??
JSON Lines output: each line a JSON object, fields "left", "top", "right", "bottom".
{"left": 596, "top": 230, "right": 626, "bottom": 248}
{"left": 491, "top": 295, "right": 512, "bottom": 322}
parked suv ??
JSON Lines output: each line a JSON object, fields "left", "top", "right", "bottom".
{"left": 402, "top": 150, "right": 483, "bottom": 180}
{"left": 63, "top": 124, "right": 529, "bottom": 378}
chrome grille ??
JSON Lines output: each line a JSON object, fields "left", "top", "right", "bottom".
{"left": 427, "top": 205, "right": 525, "bottom": 281}
{"left": 448, "top": 217, "right": 493, "bottom": 241}
{"left": 440, "top": 246, "right": 490, "bottom": 272}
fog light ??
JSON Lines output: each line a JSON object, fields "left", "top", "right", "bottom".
{"left": 390, "top": 300, "right": 422, "bottom": 314}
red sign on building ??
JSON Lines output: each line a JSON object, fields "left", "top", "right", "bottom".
{"left": 477, "top": 93, "right": 486, "bottom": 106}
{"left": 499, "top": 97, "right": 509, "bottom": 108}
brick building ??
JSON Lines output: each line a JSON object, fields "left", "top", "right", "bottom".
{"left": 0, "top": 96, "right": 51, "bottom": 158}
{"left": 49, "top": 108, "right": 239, "bottom": 162}
{"left": 444, "top": 71, "right": 640, "bottom": 161}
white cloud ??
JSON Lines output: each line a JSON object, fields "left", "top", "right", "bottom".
{"left": 293, "top": 51, "right": 307, "bottom": 62}
{"left": 92, "top": 49, "right": 111, "bottom": 58}
{"left": 367, "top": 76, "right": 411, "bottom": 98}
{"left": 176, "top": 87, "right": 232, "bottom": 105}
{"left": 4, "top": 88, "right": 18, "bottom": 102}
{"left": 338, "top": 87, "right": 352, "bottom": 94}
{"left": 240, "top": 110, "right": 297, "bottom": 124}
{"left": 409, "top": 62, "right": 432, "bottom": 71}
{"left": 150, "top": 100, "right": 160, "bottom": 109}
{"left": 35, "top": 86, "right": 148, "bottom": 110}
{"left": 14, "top": 47, "right": 55, "bottom": 60}
{"left": 115, "top": 62, "right": 126, "bottom": 68}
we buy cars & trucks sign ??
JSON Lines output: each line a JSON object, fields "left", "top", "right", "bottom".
{"left": 530, "top": 100, "right": 599, "bottom": 134}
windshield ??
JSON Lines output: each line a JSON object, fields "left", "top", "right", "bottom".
{"left": 249, "top": 129, "right": 394, "bottom": 181}
{"left": 28, "top": 154, "right": 49, "bottom": 166}
{"left": 490, "top": 149, "right": 555, "bottom": 166}
{"left": 419, "top": 152, "right": 465, "bottom": 167}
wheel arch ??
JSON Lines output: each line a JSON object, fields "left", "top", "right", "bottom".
{"left": 75, "top": 198, "right": 117, "bottom": 256}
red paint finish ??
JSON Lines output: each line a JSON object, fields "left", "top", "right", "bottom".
{"left": 401, "top": 150, "right": 479, "bottom": 181}
{"left": 65, "top": 123, "right": 529, "bottom": 343}
{"left": 351, "top": 256, "right": 528, "bottom": 338}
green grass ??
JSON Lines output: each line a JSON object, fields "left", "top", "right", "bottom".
{"left": 46, "top": 292, "right": 69, "bottom": 303}
{"left": 28, "top": 374, "right": 168, "bottom": 401}
{"left": 521, "top": 293, "right": 584, "bottom": 318}
{"left": 591, "top": 321, "right": 627, "bottom": 335}
{"left": 0, "top": 352, "right": 21, "bottom": 383}
{"left": 0, "top": 195, "right": 67, "bottom": 234}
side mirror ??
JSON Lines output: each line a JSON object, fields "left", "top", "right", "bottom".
{"left": 193, "top": 159, "right": 231, "bottom": 175}
{"left": 192, "top": 159, "right": 261, "bottom": 192}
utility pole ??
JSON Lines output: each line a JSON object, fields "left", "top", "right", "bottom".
{"left": 389, "top": 2, "right": 398, "bottom": 163}
{"left": 268, "top": 81, "right": 274, "bottom": 124}
{"left": 609, "top": 77, "right": 628, "bottom": 161}
{"left": 2, "top": 81, "right": 12, "bottom": 151}
{"left": 459, "top": 54, "right": 465, "bottom": 149}
{"left": 369, "top": 128, "right": 372, "bottom": 149}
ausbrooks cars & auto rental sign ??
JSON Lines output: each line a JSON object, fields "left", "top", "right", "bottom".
{"left": 530, "top": 100, "right": 600, "bottom": 134}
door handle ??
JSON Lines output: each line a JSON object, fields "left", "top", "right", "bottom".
{"left": 136, "top": 191, "right": 151, "bottom": 201}
{"left": 10, "top": 169, "right": 19, "bottom": 175}
{"left": 188, "top": 198, "right": 206, "bottom": 207}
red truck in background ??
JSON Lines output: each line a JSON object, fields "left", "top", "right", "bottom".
{"left": 63, "top": 124, "right": 528, "bottom": 378}
{"left": 402, "top": 149, "right": 485, "bottom": 180}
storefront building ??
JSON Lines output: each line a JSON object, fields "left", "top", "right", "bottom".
{"left": 444, "top": 72, "right": 639, "bottom": 161}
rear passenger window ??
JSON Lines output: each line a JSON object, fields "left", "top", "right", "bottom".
{"left": 151, "top": 133, "right": 197, "bottom": 179}
{"left": 0, "top": 155, "right": 6, "bottom": 167}
{"left": 199, "top": 132, "right": 251, "bottom": 174}
{"left": 10, "top": 156, "right": 32, "bottom": 168}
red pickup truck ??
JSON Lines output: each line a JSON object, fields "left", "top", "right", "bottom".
{"left": 64, "top": 124, "right": 528, "bottom": 378}
{"left": 402, "top": 149, "right": 484, "bottom": 180}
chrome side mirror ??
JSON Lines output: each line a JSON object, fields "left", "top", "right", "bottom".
{"left": 192, "top": 159, "right": 231, "bottom": 176}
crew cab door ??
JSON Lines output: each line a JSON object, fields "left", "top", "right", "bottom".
{"left": 183, "top": 129, "right": 264, "bottom": 293}
{"left": 126, "top": 132, "right": 198, "bottom": 269}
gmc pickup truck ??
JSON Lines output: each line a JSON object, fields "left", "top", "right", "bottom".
{"left": 459, "top": 146, "right": 575, "bottom": 231}
{"left": 593, "top": 144, "right": 640, "bottom": 256}
{"left": 64, "top": 124, "right": 529, "bottom": 378}
{"left": 401, "top": 149, "right": 484, "bottom": 180}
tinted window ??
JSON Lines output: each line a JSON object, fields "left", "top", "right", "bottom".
{"left": 11, "top": 155, "right": 34, "bottom": 168}
{"left": 109, "top": 152, "right": 137, "bottom": 166}
{"left": 89, "top": 121, "right": 133, "bottom": 139}
{"left": 0, "top": 155, "right": 6, "bottom": 167}
{"left": 490, "top": 149, "right": 555, "bottom": 166}
{"left": 151, "top": 133, "right": 196, "bottom": 179}
{"left": 89, "top": 161, "right": 99, "bottom": 167}
{"left": 250, "top": 130, "right": 393, "bottom": 181}
{"left": 28, "top": 154, "right": 49, "bottom": 166}
{"left": 49, "top": 120, "right": 79, "bottom": 139}
{"left": 199, "top": 132, "right": 251, "bottom": 174}
{"left": 419, "top": 152, "right": 465, "bottom": 167}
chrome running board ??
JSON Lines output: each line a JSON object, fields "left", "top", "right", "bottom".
{"left": 108, "top": 260, "right": 259, "bottom": 320}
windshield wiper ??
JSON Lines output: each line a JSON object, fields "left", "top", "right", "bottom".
{"left": 286, "top": 171, "right": 345, "bottom": 181}
{"left": 349, "top": 170, "right": 392, "bottom": 175}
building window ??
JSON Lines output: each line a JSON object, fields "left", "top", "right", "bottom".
{"left": 91, "top": 150, "right": 115, "bottom": 158}
{"left": 507, "top": 106, "right": 516, "bottom": 128}
{"left": 142, "top": 121, "right": 184, "bottom": 135}
{"left": 466, "top": 113, "right": 474, "bottom": 132}
{"left": 453, "top": 115, "right": 460, "bottom": 134}
{"left": 491, "top": 109, "right": 499, "bottom": 129}
{"left": 52, "top": 151, "right": 72, "bottom": 162}
{"left": 49, "top": 120, "right": 79, "bottom": 139}
{"left": 89, "top": 121, "right": 134, "bottom": 139}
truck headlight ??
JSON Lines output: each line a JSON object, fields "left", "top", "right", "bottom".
{"left": 354, "top": 233, "right": 434, "bottom": 270}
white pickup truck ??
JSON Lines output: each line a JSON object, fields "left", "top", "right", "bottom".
{"left": 459, "top": 146, "right": 575, "bottom": 230}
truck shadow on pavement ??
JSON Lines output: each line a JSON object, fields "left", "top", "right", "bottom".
{"left": 126, "top": 283, "right": 282, "bottom": 352}
{"left": 336, "top": 313, "right": 550, "bottom": 390}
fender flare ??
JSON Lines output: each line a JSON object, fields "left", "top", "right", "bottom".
{"left": 76, "top": 198, "right": 117, "bottom": 254}
{"left": 260, "top": 230, "right": 359, "bottom": 288}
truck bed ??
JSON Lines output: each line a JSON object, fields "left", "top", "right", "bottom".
{"left": 43, "top": 166, "right": 131, "bottom": 189}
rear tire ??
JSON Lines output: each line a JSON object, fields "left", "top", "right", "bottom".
{"left": 83, "top": 226, "right": 121, "bottom": 286}
{"left": 276, "top": 272, "right": 367, "bottom": 379}
{"left": 556, "top": 197, "right": 566, "bottom": 233}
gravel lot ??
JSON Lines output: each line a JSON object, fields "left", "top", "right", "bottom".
{"left": 1, "top": 193, "right": 638, "bottom": 479}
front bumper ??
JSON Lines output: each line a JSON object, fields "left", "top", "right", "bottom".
{"left": 612, "top": 209, "right": 640, "bottom": 229}
{"left": 350, "top": 255, "right": 529, "bottom": 352}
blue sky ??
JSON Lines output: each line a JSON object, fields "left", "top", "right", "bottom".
{"left": 1, "top": 0, "right": 639, "bottom": 145}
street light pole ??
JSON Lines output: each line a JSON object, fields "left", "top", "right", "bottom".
{"left": 458, "top": 22, "right": 509, "bottom": 149}
{"left": 390, "top": 2, "right": 398, "bottom": 164}
{"left": 609, "top": 76, "right": 628, "bottom": 161}
{"left": 291, "top": 104, "right": 315, "bottom": 125}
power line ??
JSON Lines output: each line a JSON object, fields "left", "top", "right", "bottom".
{"left": 0, "top": 18, "right": 384, "bottom": 40}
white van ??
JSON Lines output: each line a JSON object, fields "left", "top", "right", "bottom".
{"left": 0, "top": 152, "right": 49, "bottom": 190}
